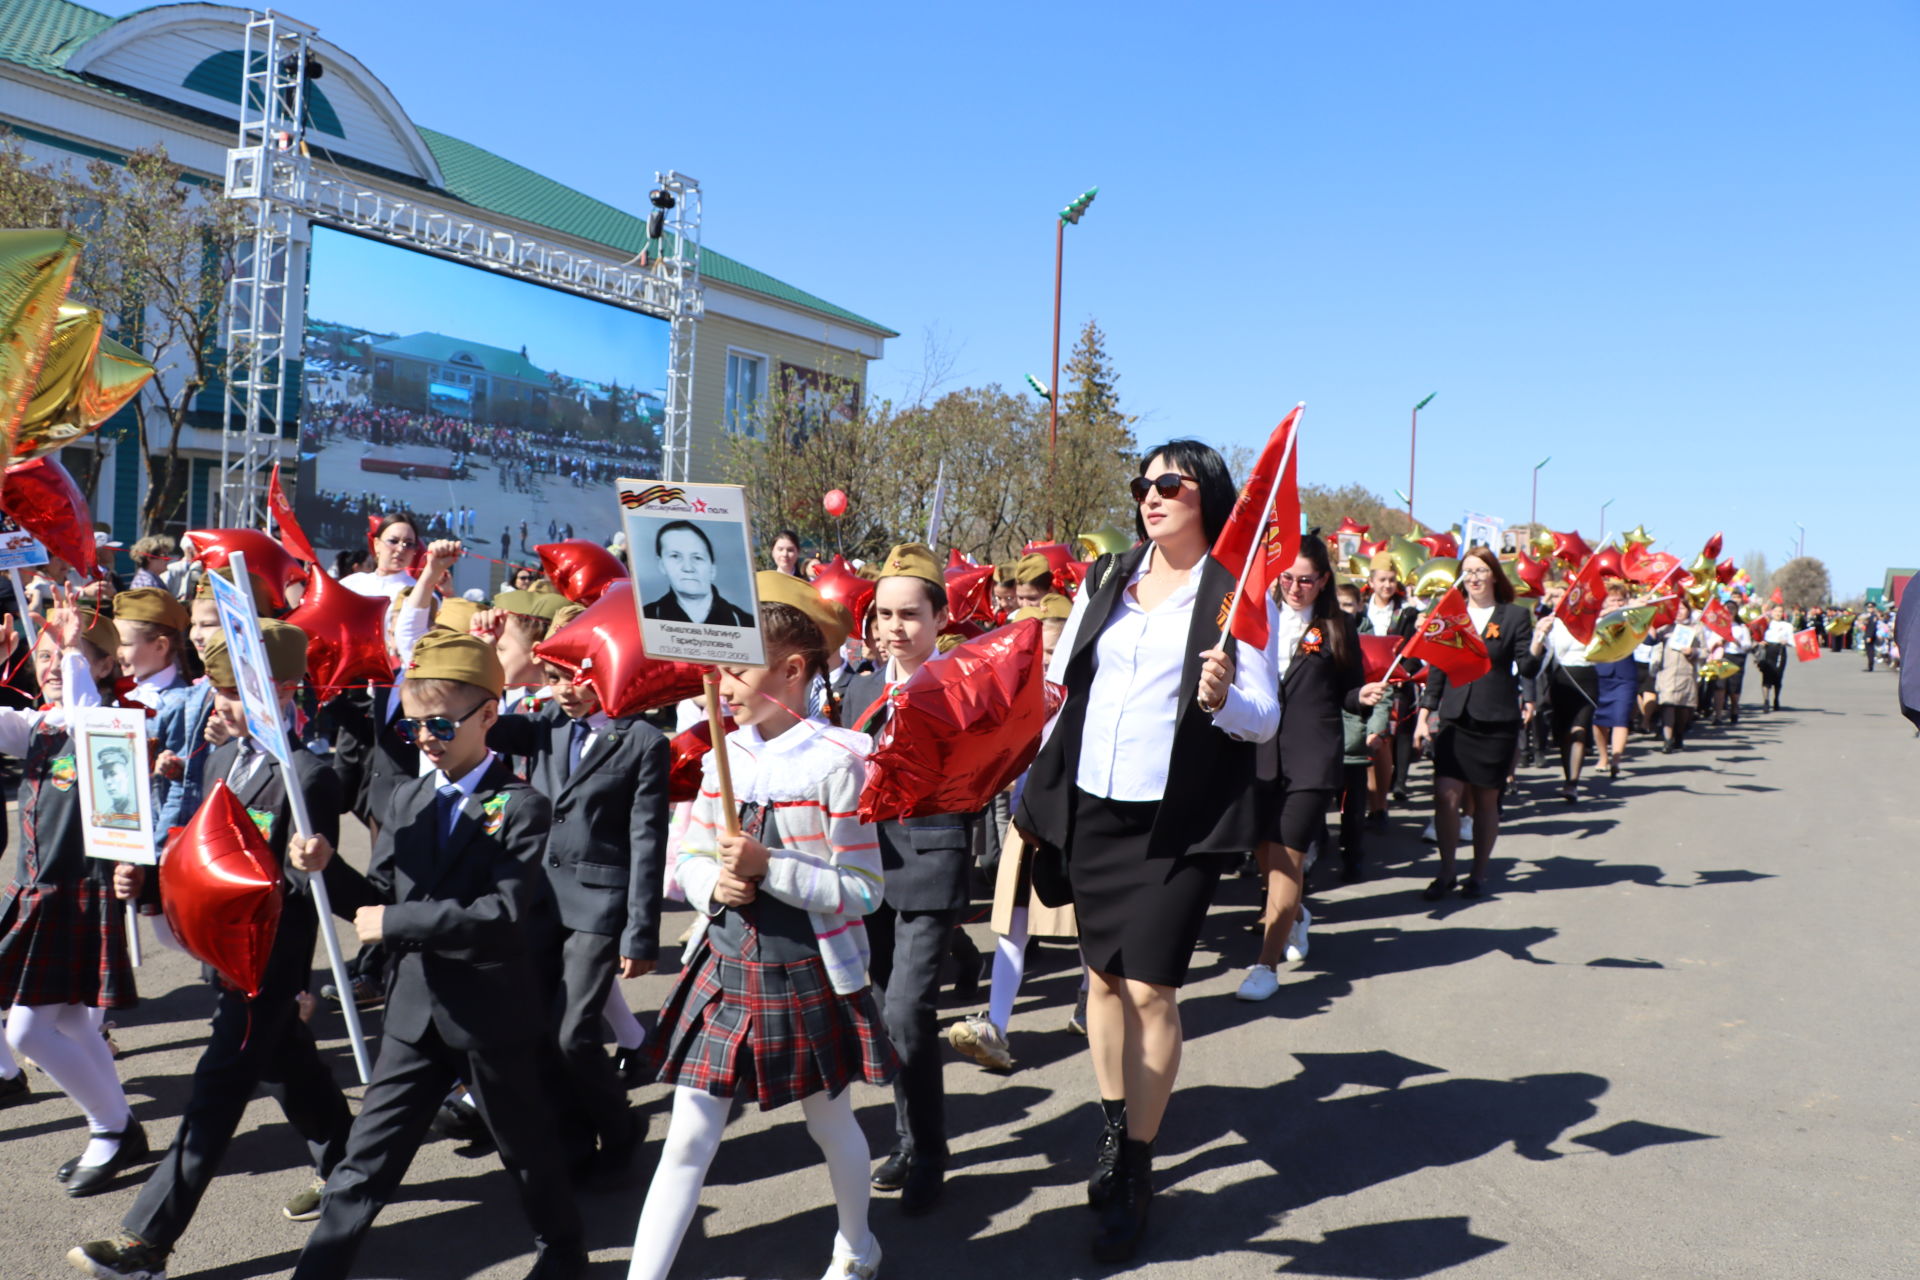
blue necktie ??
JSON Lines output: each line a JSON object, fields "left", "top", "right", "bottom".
{"left": 566, "top": 720, "right": 591, "bottom": 779}
{"left": 436, "top": 784, "right": 463, "bottom": 841}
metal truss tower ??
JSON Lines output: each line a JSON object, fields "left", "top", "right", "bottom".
{"left": 219, "top": 11, "right": 704, "bottom": 524}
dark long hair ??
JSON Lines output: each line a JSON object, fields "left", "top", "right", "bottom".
{"left": 1134, "top": 439, "right": 1236, "bottom": 546}
{"left": 1290, "top": 531, "right": 1356, "bottom": 670}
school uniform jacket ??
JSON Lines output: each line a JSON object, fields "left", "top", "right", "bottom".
{"left": 201, "top": 740, "right": 371, "bottom": 1003}
{"left": 349, "top": 759, "right": 560, "bottom": 1051}
{"left": 1420, "top": 602, "right": 1540, "bottom": 725}
{"left": 839, "top": 667, "right": 973, "bottom": 913}
{"left": 151, "top": 680, "right": 208, "bottom": 838}
{"left": 1017, "top": 545, "right": 1270, "bottom": 863}
{"left": 486, "top": 707, "right": 670, "bottom": 961}
{"left": 1261, "top": 611, "right": 1366, "bottom": 794}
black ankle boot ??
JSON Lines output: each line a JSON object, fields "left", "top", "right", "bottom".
{"left": 1091, "top": 1136, "right": 1154, "bottom": 1263}
{"left": 1086, "top": 1099, "right": 1125, "bottom": 1208}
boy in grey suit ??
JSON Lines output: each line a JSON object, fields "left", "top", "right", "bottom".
{"left": 488, "top": 655, "right": 669, "bottom": 1174}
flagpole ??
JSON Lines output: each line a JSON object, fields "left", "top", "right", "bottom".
{"left": 1214, "top": 404, "right": 1304, "bottom": 652}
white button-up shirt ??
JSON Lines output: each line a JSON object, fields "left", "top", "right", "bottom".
{"left": 1049, "top": 548, "right": 1281, "bottom": 803}
{"left": 1274, "top": 603, "right": 1313, "bottom": 679}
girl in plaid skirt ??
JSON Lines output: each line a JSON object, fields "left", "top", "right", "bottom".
{"left": 629, "top": 576, "right": 894, "bottom": 1280}
{"left": 0, "top": 601, "right": 151, "bottom": 1195}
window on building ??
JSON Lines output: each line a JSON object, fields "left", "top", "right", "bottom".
{"left": 725, "top": 350, "right": 766, "bottom": 435}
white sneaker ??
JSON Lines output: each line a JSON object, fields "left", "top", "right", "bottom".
{"left": 1285, "top": 906, "right": 1311, "bottom": 963}
{"left": 1461, "top": 815, "right": 1475, "bottom": 842}
{"left": 1421, "top": 819, "right": 1438, "bottom": 843}
{"left": 821, "top": 1232, "right": 882, "bottom": 1279}
{"left": 1235, "top": 964, "right": 1280, "bottom": 1002}
{"left": 945, "top": 1014, "right": 1013, "bottom": 1071}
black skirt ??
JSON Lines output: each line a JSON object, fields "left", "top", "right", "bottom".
{"left": 1433, "top": 715, "right": 1519, "bottom": 791}
{"left": 1549, "top": 665, "right": 1599, "bottom": 749}
{"left": 1067, "top": 788, "right": 1218, "bottom": 989}
{"left": 1270, "top": 783, "right": 1334, "bottom": 851}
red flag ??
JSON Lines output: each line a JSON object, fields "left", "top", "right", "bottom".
{"left": 267, "top": 463, "right": 318, "bottom": 565}
{"left": 1793, "top": 628, "right": 1822, "bottom": 662}
{"left": 1402, "top": 587, "right": 1491, "bottom": 686}
{"left": 1770, "top": 587, "right": 1785, "bottom": 605}
{"left": 1211, "top": 405, "right": 1303, "bottom": 649}
{"left": 1553, "top": 555, "right": 1610, "bottom": 645}
{"left": 1700, "top": 598, "right": 1734, "bottom": 643}
{"left": 1358, "top": 633, "right": 1406, "bottom": 684}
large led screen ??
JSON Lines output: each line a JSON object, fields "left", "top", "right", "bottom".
{"left": 297, "top": 225, "right": 669, "bottom": 585}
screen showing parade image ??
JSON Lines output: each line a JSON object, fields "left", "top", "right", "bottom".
{"left": 295, "top": 225, "right": 671, "bottom": 561}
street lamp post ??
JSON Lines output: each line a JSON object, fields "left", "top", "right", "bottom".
{"left": 1047, "top": 186, "right": 1098, "bottom": 540}
{"left": 1530, "top": 455, "right": 1552, "bottom": 533}
{"left": 1600, "top": 497, "right": 1614, "bottom": 543}
{"left": 1794, "top": 522, "right": 1805, "bottom": 560}
{"left": 1407, "top": 392, "right": 1435, "bottom": 525}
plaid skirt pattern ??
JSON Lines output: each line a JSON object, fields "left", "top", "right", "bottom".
{"left": 644, "top": 941, "right": 896, "bottom": 1111}
{"left": 0, "top": 879, "right": 138, "bottom": 1009}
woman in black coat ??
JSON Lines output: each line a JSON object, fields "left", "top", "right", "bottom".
{"left": 1413, "top": 545, "right": 1540, "bottom": 899}
{"left": 1238, "top": 534, "right": 1386, "bottom": 1002}
{"left": 1014, "top": 439, "right": 1279, "bottom": 1263}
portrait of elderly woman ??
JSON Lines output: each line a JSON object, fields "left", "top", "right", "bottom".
{"left": 641, "top": 519, "right": 755, "bottom": 628}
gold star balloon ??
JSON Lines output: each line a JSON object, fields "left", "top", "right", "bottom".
{"left": 1412, "top": 556, "right": 1460, "bottom": 598}
{"left": 1622, "top": 524, "right": 1655, "bottom": 548}
{"left": 1684, "top": 552, "right": 1717, "bottom": 609}
{"left": 1530, "top": 527, "right": 1556, "bottom": 558}
{"left": 1386, "top": 533, "right": 1425, "bottom": 582}
{"left": 1585, "top": 603, "right": 1659, "bottom": 663}
{"left": 0, "top": 229, "right": 83, "bottom": 456}
{"left": 13, "top": 305, "right": 154, "bottom": 461}
{"left": 1075, "top": 526, "right": 1133, "bottom": 559}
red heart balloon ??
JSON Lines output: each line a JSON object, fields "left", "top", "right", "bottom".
{"left": 943, "top": 563, "right": 996, "bottom": 625}
{"left": 859, "top": 616, "right": 1050, "bottom": 823}
{"left": 666, "top": 715, "right": 734, "bottom": 805}
{"left": 2, "top": 457, "right": 94, "bottom": 578}
{"left": 533, "top": 582, "right": 707, "bottom": 717}
{"left": 535, "top": 539, "right": 628, "bottom": 605}
{"left": 812, "top": 556, "right": 875, "bottom": 639}
{"left": 161, "top": 778, "right": 282, "bottom": 998}
{"left": 284, "top": 566, "right": 395, "bottom": 700}
{"left": 185, "top": 529, "right": 304, "bottom": 610}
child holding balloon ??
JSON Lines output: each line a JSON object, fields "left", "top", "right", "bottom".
{"left": 629, "top": 571, "right": 892, "bottom": 1280}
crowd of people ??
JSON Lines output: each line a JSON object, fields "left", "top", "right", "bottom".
{"left": 0, "top": 449, "right": 1882, "bottom": 1280}
{"left": 303, "top": 403, "right": 656, "bottom": 493}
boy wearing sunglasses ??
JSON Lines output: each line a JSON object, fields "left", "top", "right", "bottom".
{"left": 485, "top": 648, "right": 670, "bottom": 1181}
{"left": 285, "top": 631, "right": 587, "bottom": 1280}
{"left": 70, "top": 623, "right": 375, "bottom": 1279}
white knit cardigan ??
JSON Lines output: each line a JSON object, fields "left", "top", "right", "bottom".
{"left": 676, "top": 720, "right": 883, "bottom": 994}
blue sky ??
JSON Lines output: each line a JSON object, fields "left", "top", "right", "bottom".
{"left": 305, "top": 226, "right": 669, "bottom": 392}
{"left": 104, "top": 1, "right": 1915, "bottom": 594}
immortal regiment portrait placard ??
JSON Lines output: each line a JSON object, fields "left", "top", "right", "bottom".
{"left": 619, "top": 478, "right": 767, "bottom": 667}
{"left": 73, "top": 706, "right": 157, "bottom": 863}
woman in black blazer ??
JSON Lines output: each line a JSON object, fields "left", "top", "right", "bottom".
{"left": 1238, "top": 534, "right": 1385, "bottom": 1002}
{"left": 1413, "top": 545, "right": 1540, "bottom": 899}
{"left": 1014, "top": 439, "right": 1279, "bottom": 1264}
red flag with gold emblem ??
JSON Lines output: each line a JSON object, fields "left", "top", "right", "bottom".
{"left": 1553, "top": 554, "right": 1610, "bottom": 645}
{"left": 1211, "top": 405, "right": 1302, "bottom": 650}
{"left": 1700, "top": 598, "right": 1735, "bottom": 643}
{"left": 1401, "top": 587, "right": 1491, "bottom": 685}
{"left": 1793, "top": 628, "right": 1822, "bottom": 662}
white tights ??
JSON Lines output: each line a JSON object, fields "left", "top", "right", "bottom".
{"left": 7, "top": 1003, "right": 131, "bottom": 1162}
{"left": 602, "top": 984, "right": 646, "bottom": 1051}
{"left": 986, "top": 911, "right": 1093, "bottom": 1036}
{"left": 626, "top": 1085, "right": 872, "bottom": 1280}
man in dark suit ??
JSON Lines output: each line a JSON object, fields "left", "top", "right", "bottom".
{"left": 840, "top": 543, "right": 973, "bottom": 1215}
{"left": 641, "top": 520, "right": 754, "bottom": 627}
{"left": 488, "top": 652, "right": 670, "bottom": 1175}
{"left": 287, "top": 632, "right": 586, "bottom": 1280}
{"left": 68, "top": 625, "right": 374, "bottom": 1278}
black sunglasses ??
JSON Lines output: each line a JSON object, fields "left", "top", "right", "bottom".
{"left": 396, "top": 701, "right": 489, "bottom": 742}
{"left": 1129, "top": 473, "right": 1197, "bottom": 504}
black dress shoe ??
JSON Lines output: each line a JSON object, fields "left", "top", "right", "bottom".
{"left": 612, "top": 1046, "right": 647, "bottom": 1088}
{"left": 522, "top": 1241, "right": 589, "bottom": 1280}
{"left": 432, "top": 1096, "right": 489, "bottom": 1144}
{"left": 0, "top": 1070, "right": 28, "bottom": 1108}
{"left": 1459, "top": 877, "right": 1484, "bottom": 899}
{"left": 1087, "top": 1101, "right": 1125, "bottom": 1208}
{"left": 1339, "top": 862, "right": 1367, "bottom": 884}
{"left": 871, "top": 1148, "right": 912, "bottom": 1192}
{"left": 67, "top": 1119, "right": 150, "bottom": 1198}
{"left": 899, "top": 1158, "right": 946, "bottom": 1216}
{"left": 56, "top": 1153, "right": 81, "bottom": 1183}
{"left": 1422, "top": 876, "right": 1456, "bottom": 902}
{"left": 1091, "top": 1138, "right": 1154, "bottom": 1263}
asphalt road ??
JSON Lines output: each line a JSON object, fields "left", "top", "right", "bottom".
{"left": 3, "top": 652, "right": 1913, "bottom": 1279}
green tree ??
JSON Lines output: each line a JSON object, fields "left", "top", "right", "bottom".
{"left": 1739, "top": 550, "right": 1771, "bottom": 598}
{"left": 1044, "top": 319, "right": 1138, "bottom": 545}
{"left": 1771, "top": 556, "right": 1830, "bottom": 608}
{"left": 0, "top": 133, "right": 246, "bottom": 530}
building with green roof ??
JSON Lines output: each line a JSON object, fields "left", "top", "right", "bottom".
{"left": 0, "top": 0, "right": 893, "bottom": 541}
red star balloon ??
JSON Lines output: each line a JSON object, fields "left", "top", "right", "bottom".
{"left": 161, "top": 779, "right": 282, "bottom": 998}
{"left": 1357, "top": 537, "right": 1388, "bottom": 560}
{"left": 1358, "top": 633, "right": 1407, "bottom": 684}
{"left": 2, "top": 456, "right": 94, "bottom": 577}
{"left": 1715, "top": 557, "right": 1737, "bottom": 585}
{"left": 1589, "top": 545, "right": 1624, "bottom": 579}
{"left": 811, "top": 555, "right": 876, "bottom": 639}
{"left": 535, "top": 539, "right": 628, "bottom": 605}
{"left": 185, "top": 528, "right": 304, "bottom": 610}
{"left": 1020, "top": 541, "right": 1078, "bottom": 580}
{"left": 284, "top": 566, "right": 394, "bottom": 699}
{"left": 1514, "top": 550, "right": 1550, "bottom": 598}
{"left": 944, "top": 562, "right": 996, "bottom": 625}
{"left": 666, "top": 715, "right": 734, "bottom": 805}
{"left": 1550, "top": 530, "right": 1592, "bottom": 568}
{"left": 1702, "top": 531, "right": 1723, "bottom": 560}
{"left": 1416, "top": 531, "right": 1459, "bottom": 559}
{"left": 532, "top": 582, "right": 707, "bottom": 717}
{"left": 946, "top": 548, "right": 974, "bottom": 568}
{"left": 1336, "top": 516, "right": 1371, "bottom": 538}
{"left": 859, "top": 616, "right": 1050, "bottom": 822}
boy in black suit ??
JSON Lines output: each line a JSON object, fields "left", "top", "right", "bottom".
{"left": 488, "top": 651, "right": 669, "bottom": 1175}
{"left": 286, "top": 632, "right": 586, "bottom": 1280}
{"left": 68, "top": 623, "right": 373, "bottom": 1280}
